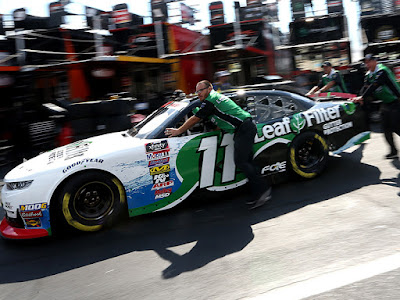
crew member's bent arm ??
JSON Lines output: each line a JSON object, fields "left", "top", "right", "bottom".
{"left": 165, "top": 115, "right": 201, "bottom": 137}
{"left": 319, "top": 81, "right": 335, "bottom": 93}
{"left": 306, "top": 86, "right": 319, "bottom": 95}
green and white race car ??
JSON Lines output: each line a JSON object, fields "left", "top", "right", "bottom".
{"left": 0, "top": 89, "right": 370, "bottom": 239}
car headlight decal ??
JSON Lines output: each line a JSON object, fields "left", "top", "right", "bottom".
{"left": 6, "top": 180, "right": 33, "bottom": 190}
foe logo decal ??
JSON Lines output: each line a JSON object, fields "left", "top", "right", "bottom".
{"left": 146, "top": 140, "right": 169, "bottom": 153}
{"left": 261, "top": 161, "right": 286, "bottom": 175}
{"left": 149, "top": 164, "right": 170, "bottom": 175}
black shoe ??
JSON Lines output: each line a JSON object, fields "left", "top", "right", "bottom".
{"left": 248, "top": 187, "right": 272, "bottom": 210}
{"left": 385, "top": 152, "right": 398, "bottom": 159}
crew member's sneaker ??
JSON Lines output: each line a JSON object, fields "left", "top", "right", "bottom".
{"left": 248, "top": 187, "right": 272, "bottom": 210}
{"left": 385, "top": 152, "right": 398, "bottom": 159}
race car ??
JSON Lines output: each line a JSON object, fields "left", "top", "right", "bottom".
{"left": 0, "top": 89, "right": 370, "bottom": 239}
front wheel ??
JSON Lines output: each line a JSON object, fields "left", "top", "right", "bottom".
{"left": 289, "top": 131, "right": 328, "bottom": 179}
{"left": 54, "top": 171, "right": 126, "bottom": 233}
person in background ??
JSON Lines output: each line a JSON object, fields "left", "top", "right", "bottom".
{"left": 171, "top": 89, "right": 186, "bottom": 101}
{"left": 352, "top": 54, "right": 400, "bottom": 159}
{"left": 212, "top": 70, "right": 232, "bottom": 92}
{"left": 165, "top": 80, "right": 272, "bottom": 209}
{"left": 306, "top": 61, "right": 348, "bottom": 96}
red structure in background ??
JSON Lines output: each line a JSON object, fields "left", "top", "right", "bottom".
{"left": 168, "top": 24, "right": 210, "bottom": 93}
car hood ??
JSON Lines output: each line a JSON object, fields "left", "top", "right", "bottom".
{"left": 5, "top": 131, "right": 145, "bottom": 181}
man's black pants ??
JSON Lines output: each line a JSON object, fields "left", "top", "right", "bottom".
{"left": 234, "top": 118, "right": 269, "bottom": 199}
{"left": 381, "top": 101, "right": 400, "bottom": 153}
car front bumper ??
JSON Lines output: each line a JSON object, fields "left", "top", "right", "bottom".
{"left": 0, "top": 217, "right": 50, "bottom": 239}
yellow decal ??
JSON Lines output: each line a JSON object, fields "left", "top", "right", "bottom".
{"left": 149, "top": 164, "right": 171, "bottom": 175}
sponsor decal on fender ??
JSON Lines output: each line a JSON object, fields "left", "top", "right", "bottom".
{"left": 261, "top": 161, "right": 287, "bottom": 175}
{"left": 154, "top": 188, "right": 172, "bottom": 199}
{"left": 152, "top": 172, "right": 170, "bottom": 184}
{"left": 48, "top": 149, "right": 64, "bottom": 164}
{"left": 149, "top": 164, "right": 170, "bottom": 175}
{"left": 255, "top": 117, "right": 292, "bottom": 143}
{"left": 152, "top": 180, "right": 174, "bottom": 190}
{"left": 341, "top": 102, "right": 356, "bottom": 115}
{"left": 323, "top": 119, "right": 353, "bottom": 135}
{"left": 146, "top": 140, "right": 169, "bottom": 153}
{"left": 255, "top": 106, "right": 341, "bottom": 143}
{"left": 65, "top": 140, "right": 92, "bottom": 160}
{"left": 301, "top": 106, "right": 341, "bottom": 127}
{"left": 146, "top": 149, "right": 170, "bottom": 160}
{"left": 21, "top": 210, "right": 43, "bottom": 219}
{"left": 25, "top": 218, "right": 42, "bottom": 228}
{"left": 148, "top": 157, "right": 170, "bottom": 167}
{"left": 63, "top": 158, "right": 104, "bottom": 173}
{"left": 20, "top": 203, "right": 47, "bottom": 211}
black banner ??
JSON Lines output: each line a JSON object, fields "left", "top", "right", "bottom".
{"left": 85, "top": 6, "right": 110, "bottom": 30}
{"left": 289, "top": 15, "right": 345, "bottom": 44}
{"left": 111, "top": 3, "right": 131, "bottom": 31}
{"left": 240, "top": 4, "right": 265, "bottom": 21}
{"left": 361, "top": 14, "right": 400, "bottom": 43}
{"left": 13, "top": 8, "right": 62, "bottom": 30}
{"left": 327, "top": 0, "right": 344, "bottom": 14}
{"left": 291, "top": 0, "right": 305, "bottom": 20}
{"left": 209, "top": 1, "right": 225, "bottom": 25}
{"left": 209, "top": 21, "right": 266, "bottom": 50}
{"left": 360, "top": 0, "right": 382, "bottom": 16}
{"left": 0, "top": 15, "right": 4, "bottom": 35}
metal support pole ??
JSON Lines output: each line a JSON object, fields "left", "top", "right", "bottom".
{"left": 15, "top": 29, "right": 26, "bottom": 66}
{"left": 233, "top": 6, "right": 242, "bottom": 48}
{"left": 94, "top": 15, "right": 104, "bottom": 57}
{"left": 155, "top": 20, "right": 165, "bottom": 57}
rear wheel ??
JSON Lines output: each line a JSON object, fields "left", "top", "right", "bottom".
{"left": 54, "top": 171, "right": 126, "bottom": 233}
{"left": 289, "top": 131, "right": 328, "bottom": 179}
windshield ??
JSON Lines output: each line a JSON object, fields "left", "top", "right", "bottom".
{"left": 128, "top": 100, "right": 191, "bottom": 138}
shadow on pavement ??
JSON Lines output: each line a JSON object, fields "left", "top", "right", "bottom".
{"left": 0, "top": 143, "right": 382, "bottom": 282}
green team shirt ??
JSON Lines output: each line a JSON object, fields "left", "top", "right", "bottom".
{"left": 194, "top": 90, "right": 251, "bottom": 133}
{"left": 319, "top": 69, "right": 348, "bottom": 93}
{"left": 362, "top": 63, "right": 400, "bottom": 103}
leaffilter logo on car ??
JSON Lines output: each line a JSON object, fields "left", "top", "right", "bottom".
{"left": 341, "top": 102, "right": 356, "bottom": 115}
{"left": 290, "top": 113, "right": 306, "bottom": 133}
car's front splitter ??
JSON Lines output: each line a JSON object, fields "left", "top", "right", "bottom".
{"left": 0, "top": 217, "right": 49, "bottom": 239}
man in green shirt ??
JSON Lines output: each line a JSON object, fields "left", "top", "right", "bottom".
{"left": 352, "top": 54, "right": 400, "bottom": 159}
{"left": 306, "top": 61, "right": 348, "bottom": 96}
{"left": 165, "top": 80, "right": 271, "bottom": 209}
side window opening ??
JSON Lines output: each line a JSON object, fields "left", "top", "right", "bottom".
{"left": 254, "top": 94, "right": 300, "bottom": 123}
{"left": 171, "top": 110, "right": 215, "bottom": 137}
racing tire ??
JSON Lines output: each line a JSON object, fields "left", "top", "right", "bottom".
{"left": 54, "top": 171, "right": 126, "bottom": 233}
{"left": 289, "top": 131, "right": 328, "bottom": 179}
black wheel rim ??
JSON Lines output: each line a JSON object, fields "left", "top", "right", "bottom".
{"left": 297, "top": 138, "right": 324, "bottom": 169}
{"left": 73, "top": 181, "right": 114, "bottom": 220}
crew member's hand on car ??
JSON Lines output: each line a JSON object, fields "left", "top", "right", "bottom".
{"left": 351, "top": 96, "right": 364, "bottom": 105}
{"left": 165, "top": 128, "right": 181, "bottom": 137}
